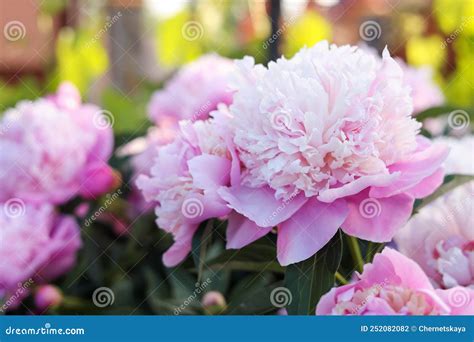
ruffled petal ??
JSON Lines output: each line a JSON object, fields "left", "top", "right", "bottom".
{"left": 277, "top": 198, "right": 348, "bottom": 266}
{"left": 370, "top": 142, "right": 449, "bottom": 198}
{"left": 188, "top": 154, "right": 231, "bottom": 189}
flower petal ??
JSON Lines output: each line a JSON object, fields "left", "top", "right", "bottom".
{"left": 370, "top": 142, "right": 449, "bottom": 198}
{"left": 188, "top": 154, "right": 231, "bottom": 189}
{"left": 277, "top": 198, "right": 348, "bottom": 266}
{"left": 341, "top": 189, "right": 414, "bottom": 242}
{"left": 226, "top": 212, "right": 271, "bottom": 249}
{"left": 218, "top": 185, "right": 308, "bottom": 227}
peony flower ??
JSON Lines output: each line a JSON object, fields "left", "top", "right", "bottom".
{"left": 0, "top": 82, "right": 116, "bottom": 205}
{"left": 0, "top": 202, "right": 81, "bottom": 310}
{"left": 136, "top": 111, "right": 234, "bottom": 267}
{"left": 395, "top": 136, "right": 474, "bottom": 289}
{"left": 218, "top": 41, "right": 448, "bottom": 265}
{"left": 397, "top": 59, "right": 444, "bottom": 114}
{"left": 117, "top": 126, "right": 178, "bottom": 216}
{"left": 316, "top": 248, "right": 474, "bottom": 315}
{"left": 147, "top": 54, "right": 235, "bottom": 126}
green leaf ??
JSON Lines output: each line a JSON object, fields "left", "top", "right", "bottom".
{"left": 204, "top": 238, "right": 281, "bottom": 273}
{"left": 191, "top": 220, "right": 214, "bottom": 283}
{"left": 226, "top": 280, "right": 282, "bottom": 315}
{"left": 414, "top": 174, "right": 474, "bottom": 212}
{"left": 284, "top": 230, "right": 343, "bottom": 315}
{"left": 415, "top": 106, "right": 472, "bottom": 122}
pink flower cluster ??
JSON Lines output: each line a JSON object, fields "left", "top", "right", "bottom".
{"left": 0, "top": 82, "right": 115, "bottom": 310}
{"left": 138, "top": 41, "right": 449, "bottom": 269}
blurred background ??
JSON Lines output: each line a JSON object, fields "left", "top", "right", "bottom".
{"left": 1, "top": 0, "right": 473, "bottom": 138}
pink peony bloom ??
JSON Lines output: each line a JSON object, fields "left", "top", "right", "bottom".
{"left": 316, "top": 248, "right": 474, "bottom": 315}
{"left": 218, "top": 41, "right": 448, "bottom": 265}
{"left": 147, "top": 54, "right": 235, "bottom": 126}
{"left": 0, "top": 82, "right": 115, "bottom": 205}
{"left": 136, "top": 111, "right": 234, "bottom": 267}
{"left": 117, "top": 126, "right": 178, "bottom": 216}
{"left": 395, "top": 136, "right": 474, "bottom": 289}
{"left": 397, "top": 59, "right": 444, "bottom": 114}
{"left": 0, "top": 202, "right": 81, "bottom": 310}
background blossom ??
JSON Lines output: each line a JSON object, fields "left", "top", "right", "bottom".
{"left": 395, "top": 136, "right": 474, "bottom": 289}
{"left": 0, "top": 82, "right": 115, "bottom": 204}
{"left": 316, "top": 248, "right": 474, "bottom": 315}
{"left": 0, "top": 203, "right": 81, "bottom": 310}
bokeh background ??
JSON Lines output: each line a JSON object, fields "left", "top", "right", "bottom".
{"left": 1, "top": 0, "right": 473, "bottom": 315}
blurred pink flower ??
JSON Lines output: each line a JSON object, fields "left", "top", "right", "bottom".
{"left": 136, "top": 111, "right": 234, "bottom": 267}
{"left": 0, "top": 202, "right": 81, "bottom": 310}
{"left": 0, "top": 82, "right": 115, "bottom": 205}
{"left": 395, "top": 136, "right": 474, "bottom": 289}
{"left": 219, "top": 41, "right": 448, "bottom": 265}
{"left": 397, "top": 59, "right": 444, "bottom": 114}
{"left": 147, "top": 54, "right": 235, "bottom": 126}
{"left": 316, "top": 248, "right": 473, "bottom": 315}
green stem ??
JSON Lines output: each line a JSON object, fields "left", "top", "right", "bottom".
{"left": 346, "top": 235, "right": 364, "bottom": 273}
{"left": 335, "top": 272, "right": 348, "bottom": 285}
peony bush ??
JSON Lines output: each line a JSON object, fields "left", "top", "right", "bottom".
{"left": 1, "top": 42, "right": 472, "bottom": 316}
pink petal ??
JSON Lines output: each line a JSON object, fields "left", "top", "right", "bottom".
{"left": 370, "top": 142, "right": 449, "bottom": 198}
{"left": 181, "top": 192, "right": 231, "bottom": 225}
{"left": 188, "top": 154, "right": 231, "bottom": 189}
{"left": 341, "top": 189, "right": 414, "bottom": 242}
{"left": 435, "top": 287, "right": 474, "bottom": 315}
{"left": 317, "top": 173, "right": 399, "bottom": 203}
{"left": 403, "top": 167, "right": 444, "bottom": 198}
{"left": 79, "top": 163, "right": 116, "bottom": 199}
{"left": 218, "top": 185, "right": 308, "bottom": 228}
{"left": 226, "top": 212, "right": 271, "bottom": 249}
{"left": 277, "top": 198, "right": 348, "bottom": 266}
{"left": 162, "top": 224, "right": 199, "bottom": 267}
{"left": 380, "top": 248, "right": 434, "bottom": 290}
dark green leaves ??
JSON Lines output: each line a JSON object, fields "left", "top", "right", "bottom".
{"left": 284, "top": 230, "right": 343, "bottom": 315}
